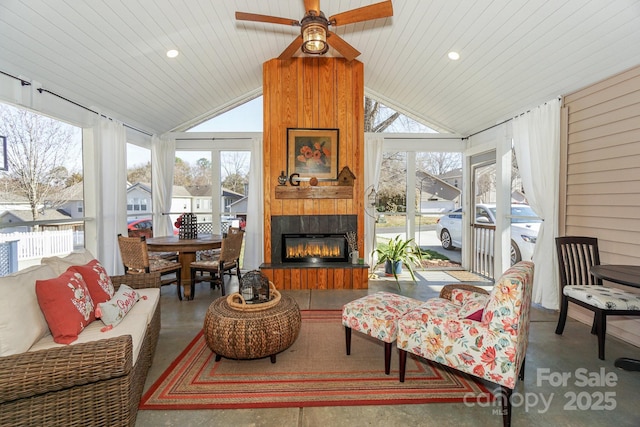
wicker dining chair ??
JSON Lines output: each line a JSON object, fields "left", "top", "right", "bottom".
{"left": 117, "top": 234, "right": 184, "bottom": 300}
{"left": 190, "top": 228, "right": 244, "bottom": 298}
{"left": 196, "top": 226, "right": 242, "bottom": 261}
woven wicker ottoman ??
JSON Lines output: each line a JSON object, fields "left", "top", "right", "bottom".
{"left": 342, "top": 291, "right": 422, "bottom": 374}
{"left": 203, "top": 294, "right": 301, "bottom": 363}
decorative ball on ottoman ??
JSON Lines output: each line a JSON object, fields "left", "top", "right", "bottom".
{"left": 238, "top": 270, "right": 271, "bottom": 304}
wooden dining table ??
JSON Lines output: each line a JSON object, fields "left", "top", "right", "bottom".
{"left": 146, "top": 234, "right": 223, "bottom": 300}
{"left": 590, "top": 264, "right": 640, "bottom": 371}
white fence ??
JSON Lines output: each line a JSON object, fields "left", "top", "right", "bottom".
{"left": 0, "top": 230, "right": 75, "bottom": 261}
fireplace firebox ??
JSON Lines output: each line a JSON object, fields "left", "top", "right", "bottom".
{"left": 282, "top": 234, "right": 348, "bottom": 263}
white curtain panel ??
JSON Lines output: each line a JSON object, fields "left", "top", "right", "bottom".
{"left": 94, "top": 117, "right": 127, "bottom": 275}
{"left": 151, "top": 134, "right": 175, "bottom": 237}
{"left": 512, "top": 98, "right": 561, "bottom": 310}
{"left": 364, "top": 136, "right": 384, "bottom": 268}
{"left": 243, "top": 137, "right": 264, "bottom": 270}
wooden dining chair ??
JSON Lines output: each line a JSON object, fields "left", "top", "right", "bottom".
{"left": 555, "top": 236, "right": 640, "bottom": 360}
{"left": 190, "top": 229, "right": 244, "bottom": 298}
{"left": 117, "top": 234, "right": 184, "bottom": 300}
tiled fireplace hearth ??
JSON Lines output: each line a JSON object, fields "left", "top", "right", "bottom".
{"left": 260, "top": 214, "right": 368, "bottom": 290}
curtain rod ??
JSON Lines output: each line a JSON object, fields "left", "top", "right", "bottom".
{"left": 463, "top": 97, "right": 562, "bottom": 140}
{"left": 1, "top": 69, "right": 152, "bottom": 137}
{"left": 0, "top": 70, "right": 31, "bottom": 86}
{"left": 36, "top": 88, "right": 153, "bottom": 137}
{"left": 462, "top": 118, "right": 512, "bottom": 140}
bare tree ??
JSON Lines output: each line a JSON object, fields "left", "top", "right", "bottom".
{"left": 417, "top": 152, "right": 461, "bottom": 176}
{"left": 221, "top": 152, "right": 249, "bottom": 194}
{"left": 0, "top": 104, "right": 79, "bottom": 221}
{"left": 364, "top": 98, "right": 400, "bottom": 133}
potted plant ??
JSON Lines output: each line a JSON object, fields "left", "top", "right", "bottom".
{"left": 374, "top": 235, "right": 423, "bottom": 286}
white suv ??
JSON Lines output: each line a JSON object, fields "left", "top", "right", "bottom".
{"left": 436, "top": 204, "right": 540, "bottom": 265}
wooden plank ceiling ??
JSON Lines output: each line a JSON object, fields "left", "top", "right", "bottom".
{"left": 0, "top": 0, "right": 639, "bottom": 136}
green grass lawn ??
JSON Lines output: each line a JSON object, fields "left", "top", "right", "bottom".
{"left": 376, "top": 214, "right": 440, "bottom": 228}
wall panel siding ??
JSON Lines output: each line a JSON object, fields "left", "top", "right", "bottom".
{"left": 262, "top": 57, "right": 366, "bottom": 290}
{"left": 560, "top": 64, "right": 640, "bottom": 348}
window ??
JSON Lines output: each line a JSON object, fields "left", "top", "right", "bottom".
{"left": 0, "top": 102, "right": 84, "bottom": 272}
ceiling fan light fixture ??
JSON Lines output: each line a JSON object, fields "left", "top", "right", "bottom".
{"left": 301, "top": 22, "right": 328, "bottom": 55}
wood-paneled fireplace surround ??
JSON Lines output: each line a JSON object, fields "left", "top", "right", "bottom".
{"left": 259, "top": 57, "right": 368, "bottom": 289}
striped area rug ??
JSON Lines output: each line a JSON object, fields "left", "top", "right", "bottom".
{"left": 139, "top": 310, "right": 492, "bottom": 410}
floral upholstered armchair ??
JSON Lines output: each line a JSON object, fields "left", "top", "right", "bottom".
{"left": 397, "top": 261, "right": 534, "bottom": 427}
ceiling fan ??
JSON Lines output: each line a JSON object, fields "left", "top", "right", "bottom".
{"left": 236, "top": 0, "right": 393, "bottom": 61}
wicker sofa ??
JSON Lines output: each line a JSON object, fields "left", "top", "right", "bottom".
{"left": 0, "top": 252, "right": 161, "bottom": 427}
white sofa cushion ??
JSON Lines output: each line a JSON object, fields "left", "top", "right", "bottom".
{"left": 29, "top": 288, "right": 159, "bottom": 365}
{"left": 0, "top": 264, "right": 57, "bottom": 356}
{"left": 40, "top": 250, "right": 96, "bottom": 276}
{"left": 132, "top": 288, "right": 161, "bottom": 325}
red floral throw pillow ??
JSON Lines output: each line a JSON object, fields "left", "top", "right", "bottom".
{"left": 36, "top": 270, "right": 95, "bottom": 344}
{"left": 70, "top": 259, "right": 114, "bottom": 305}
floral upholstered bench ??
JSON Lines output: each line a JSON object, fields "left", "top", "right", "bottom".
{"left": 342, "top": 291, "right": 422, "bottom": 374}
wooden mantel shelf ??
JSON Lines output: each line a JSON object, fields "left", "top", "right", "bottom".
{"left": 275, "top": 186, "right": 353, "bottom": 199}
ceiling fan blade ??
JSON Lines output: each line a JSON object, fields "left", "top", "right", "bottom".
{"left": 304, "top": 0, "right": 320, "bottom": 15}
{"left": 329, "top": 0, "right": 393, "bottom": 26}
{"left": 236, "top": 11, "right": 300, "bottom": 27}
{"left": 278, "top": 36, "right": 304, "bottom": 60}
{"left": 327, "top": 31, "right": 361, "bottom": 61}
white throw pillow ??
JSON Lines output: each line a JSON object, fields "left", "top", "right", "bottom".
{"left": 95, "top": 284, "right": 144, "bottom": 330}
{"left": 40, "top": 250, "right": 96, "bottom": 276}
{"left": 0, "top": 264, "right": 57, "bottom": 356}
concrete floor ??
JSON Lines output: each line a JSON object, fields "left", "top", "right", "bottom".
{"left": 136, "top": 269, "right": 640, "bottom": 427}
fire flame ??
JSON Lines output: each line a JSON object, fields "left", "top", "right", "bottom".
{"left": 286, "top": 241, "right": 342, "bottom": 258}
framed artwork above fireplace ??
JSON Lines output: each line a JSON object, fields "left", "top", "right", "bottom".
{"left": 287, "top": 128, "right": 339, "bottom": 181}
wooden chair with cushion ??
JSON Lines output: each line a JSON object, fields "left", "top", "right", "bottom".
{"left": 555, "top": 236, "right": 640, "bottom": 360}
{"left": 190, "top": 228, "right": 244, "bottom": 298}
{"left": 117, "top": 233, "right": 183, "bottom": 300}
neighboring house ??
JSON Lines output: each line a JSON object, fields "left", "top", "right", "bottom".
{"left": 163, "top": 184, "right": 245, "bottom": 223}
{"left": 221, "top": 187, "right": 244, "bottom": 213}
{"left": 55, "top": 182, "right": 84, "bottom": 219}
{"left": 126, "top": 182, "right": 245, "bottom": 223}
{"left": 0, "top": 183, "right": 84, "bottom": 232}
{"left": 185, "top": 185, "right": 213, "bottom": 221}
{"left": 0, "top": 209, "right": 79, "bottom": 233}
{"left": 228, "top": 196, "right": 247, "bottom": 215}
{"left": 126, "top": 182, "right": 152, "bottom": 219}
{"left": 228, "top": 196, "right": 248, "bottom": 227}
{"left": 417, "top": 171, "right": 461, "bottom": 214}
{"left": 437, "top": 168, "right": 462, "bottom": 190}
{"left": 169, "top": 185, "right": 194, "bottom": 221}
{"left": 0, "top": 191, "right": 32, "bottom": 213}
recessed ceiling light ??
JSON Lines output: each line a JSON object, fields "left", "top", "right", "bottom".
{"left": 166, "top": 49, "right": 179, "bottom": 58}
{"left": 448, "top": 51, "right": 460, "bottom": 60}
